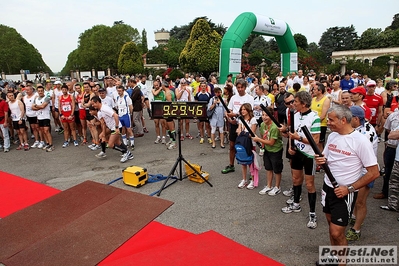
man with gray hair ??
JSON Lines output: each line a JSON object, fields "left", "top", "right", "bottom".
{"left": 280, "top": 91, "right": 320, "bottom": 229}
{"left": 315, "top": 105, "right": 379, "bottom": 249}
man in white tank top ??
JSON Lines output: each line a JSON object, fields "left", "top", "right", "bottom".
{"left": 7, "top": 91, "right": 29, "bottom": 150}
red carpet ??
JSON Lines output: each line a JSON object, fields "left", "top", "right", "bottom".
{"left": 0, "top": 171, "right": 60, "bottom": 218}
{"left": 0, "top": 171, "right": 283, "bottom": 266}
{"left": 101, "top": 230, "right": 283, "bottom": 266}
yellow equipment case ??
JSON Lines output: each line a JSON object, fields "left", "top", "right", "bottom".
{"left": 122, "top": 166, "right": 148, "bottom": 188}
{"left": 184, "top": 162, "right": 209, "bottom": 184}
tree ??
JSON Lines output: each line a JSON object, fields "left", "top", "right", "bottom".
{"left": 141, "top": 29, "right": 148, "bottom": 54}
{"left": 170, "top": 16, "right": 226, "bottom": 41}
{"left": 117, "top": 42, "right": 143, "bottom": 74}
{"left": 61, "top": 23, "right": 140, "bottom": 75}
{"left": 248, "top": 36, "right": 268, "bottom": 53}
{"left": 294, "top": 33, "right": 308, "bottom": 50}
{"left": 0, "top": 24, "right": 51, "bottom": 75}
{"left": 355, "top": 28, "right": 382, "bottom": 49}
{"left": 179, "top": 19, "right": 222, "bottom": 76}
{"left": 318, "top": 26, "right": 358, "bottom": 61}
{"left": 387, "top": 13, "right": 399, "bottom": 30}
{"left": 242, "top": 34, "right": 259, "bottom": 53}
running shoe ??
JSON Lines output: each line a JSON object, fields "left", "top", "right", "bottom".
{"left": 31, "top": 141, "right": 40, "bottom": 148}
{"left": 90, "top": 145, "right": 101, "bottom": 151}
{"left": 154, "top": 136, "right": 162, "bottom": 144}
{"left": 95, "top": 151, "right": 107, "bottom": 158}
{"left": 246, "top": 180, "right": 255, "bottom": 190}
{"left": 46, "top": 145, "right": 54, "bottom": 152}
{"left": 74, "top": 140, "right": 79, "bottom": 147}
{"left": 161, "top": 137, "right": 166, "bottom": 144}
{"left": 307, "top": 213, "right": 317, "bottom": 229}
{"left": 221, "top": 165, "right": 235, "bottom": 174}
{"left": 62, "top": 141, "right": 69, "bottom": 148}
{"left": 283, "top": 187, "right": 293, "bottom": 197}
{"left": 185, "top": 134, "right": 193, "bottom": 140}
{"left": 268, "top": 186, "right": 281, "bottom": 196}
{"left": 281, "top": 203, "right": 301, "bottom": 213}
{"left": 167, "top": 143, "right": 177, "bottom": 150}
{"left": 238, "top": 180, "right": 247, "bottom": 189}
{"left": 37, "top": 141, "right": 45, "bottom": 149}
{"left": 259, "top": 186, "right": 272, "bottom": 195}
{"left": 24, "top": 144, "right": 30, "bottom": 151}
{"left": 346, "top": 228, "right": 361, "bottom": 241}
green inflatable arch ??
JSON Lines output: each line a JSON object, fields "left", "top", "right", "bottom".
{"left": 219, "top": 12, "right": 297, "bottom": 84}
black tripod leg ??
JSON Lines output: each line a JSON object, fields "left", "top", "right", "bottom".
{"left": 157, "top": 157, "right": 180, "bottom": 196}
{"left": 181, "top": 157, "right": 213, "bottom": 187}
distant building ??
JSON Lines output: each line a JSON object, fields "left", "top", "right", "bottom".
{"left": 331, "top": 47, "right": 399, "bottom": 66}
{"left": 154, "top": 28, "right": 170, "bottom": 46}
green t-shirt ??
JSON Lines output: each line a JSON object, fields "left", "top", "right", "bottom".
{"left": 153, "top": 90, "right": 165, "bottom": 101}
{"left": 259, "top": 122, "right": 283, "bottom": 152}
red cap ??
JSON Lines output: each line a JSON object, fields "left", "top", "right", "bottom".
{"left": 350, "top": 87, "right": 366, "bottom": 97}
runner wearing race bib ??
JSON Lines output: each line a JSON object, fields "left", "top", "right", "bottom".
{"left": 116, "top": 85, "right": 134, "bottom": 149}
{"left": 32, "top": 85, "right": 53, "bottom": 151}
{"left": 59, "top": 84, "right": 78, "bottom": 148}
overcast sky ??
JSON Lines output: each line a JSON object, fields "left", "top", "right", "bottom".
{"left": 2, "top": 0, "right": 398, "bottom": 72}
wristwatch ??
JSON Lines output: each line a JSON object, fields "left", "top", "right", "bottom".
{"left": 347, "top": 185, "right": 355, "bottom": 193}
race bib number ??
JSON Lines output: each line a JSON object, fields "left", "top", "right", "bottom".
{"left": 321, "top": 189, "right": 326, "bottom": 207}
{"left": 62, "top": 105, "right": 71, "bottom": 112}
{"left": 296, "top": 142, "right": 305, "bottom": 151}
{"left": 119, "top": 108, "right": 127, "bottom": 116}
{"left": 37, "top": 110, "right": 43, "bottom": 116}
{"left": 78, "top": 102, "right": 83, "bottom": 109}
{"left": 11, "top": 114, "right": 17, "bottom": 119}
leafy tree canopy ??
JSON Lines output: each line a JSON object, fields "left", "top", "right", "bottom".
{"left": 0, "top": 24, "right": 51, "bottom": 75}
{"left": 387, "top": 13, "right": 399, "bottom": 30}
{"left": 117, "top": 41, "right": 143, "bottom": 74}
{"left": 294, "top": 33, "right": 308, "bottom": 50}
{"left": 61, "top": 23, "right": 140, "bottom": 75}
{"left": 179, "top": 19, "right": 222, "bottom": 76}
{"left": 170, "top": 16, "right": 226, "bottom": 41}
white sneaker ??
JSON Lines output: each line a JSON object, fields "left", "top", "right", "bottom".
{"left": 88, "top": 143, "right": 95, "bottom": 149}
{"left": 259, "top": 148, "right": 265, "bottom": 156}
{"left": 90, "top": 145, "right": 101, "bottom": 151}
{"left": 95, "top": 151, "right": 106, "bottom": 158}
{"left": 268, "top": 186, "right": 281, "bottom": 196}
{"left": 167, "top": 143, "right": 176, "bottom": 150}
{"left": 246, "top": 180, "right": 255, "bottom": 190}
{"left": 307, "top": 213, "right": 317, "bottom": 229}
{"left": 154, "top": 136, "right": 162, "bottom": 144}
{"left": 283, "top": 187, "right": 293, "bottom": 197}
{"left": 31, "top": 141, "right": 40, "bottom": 148}
{"left": 161, "top": 137, "right": 166, "bottom": 144}
{"left": 259, "top": 186, "right": 273, "bottom": 195}
{"left": 238, "top": 180, "right": 247, "bottom": 189}
{"left": 281, "top": 203, "right": 301, "bottom": 213}
{"left": 120, "top": 151, "right": 134, "bottom": 163}
{"left": 37, "top": 141, "right": 45, "bottom": 149}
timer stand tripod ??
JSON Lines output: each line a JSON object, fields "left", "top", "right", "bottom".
{"left": 157, "top": 118, "right": 213, "bottom": 196}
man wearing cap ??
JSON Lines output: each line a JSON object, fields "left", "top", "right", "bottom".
{"left": 345, "top": 106, "right": 378, "bottom": 241}
{"left": 98, "top": 87, "right": 115, "bottom": 109}
{"left": 363, "top": 80, "right": 383, "bottom": 129}
{"left": 351, "top": 73, "right": 359, "bottom": 87}
{"left": 340, "top": 72, "right": 355, "bottom": 91}
{"left": 350, "top": 86, "right": 372, "bottom": 121}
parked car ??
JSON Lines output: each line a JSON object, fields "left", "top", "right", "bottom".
{"left": 82, "top": 76, "right": 90, "bottom": 81}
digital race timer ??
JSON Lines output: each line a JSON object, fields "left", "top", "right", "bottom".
{"left": 151, "top": 101, "right": 208, "bottom": 119}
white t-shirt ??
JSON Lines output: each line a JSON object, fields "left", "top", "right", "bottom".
{"left": 115, "top": 94, "right": 132, "bottom": 117}
{"left": 100, "top": 96, "right": 115, "bottom": 109}
{"left": 293, "top": 110, "right": 321, "bottom": 157}
{"left": 253, "top": 95, "right": 271, "bottom": 119}
{"left": 227, "top": 93, "right": 254, "bottom": 114}
{"left": 322, "top": 130, "right": 378, "bottom": 188}
{"left": 98, "top": 104, "right": 119, "bottom": 131}
{"left": 238, "top": 116, "right": 258, "bottom": 146}
{"left": 35, "top": 96, "right": 51, "bottom": 120}
{"left": 137, "top": 82, "right": 148, "bottom": 98}
{"left": 53, "top": 89, "right": 63, "bottom": 108}
{"left": 23, "top": 94, "right": 38, "bottom": 117}
{"left": 106, "top": 86, "right": 117, "bottom": 99}
{"left": 293, "top": 76, "right": 304, "bottom": 85}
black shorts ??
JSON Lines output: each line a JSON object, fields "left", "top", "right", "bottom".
{"left": 74, "top": 111, "right": 80, "bottom": 125}
{"left": 38, "top": 119, "right": 51, "bottom": 127}
{"left": 263, "top": 149, "right": 283, "bottom": 173}
{"left": 319, "top": 126, "right": 327, "bottom": 143}
{"left": 54, "top": 108, "right": 59, "bottom": 113}
{"left": 13, "top": 120, "right": 26, "bottom": 129}
{"left": 229, "top": 123, "right": 239, "bottom": 142}
{"left": 27, "top": 116, "right": 38, "bottom": 124}
{"left": 322, "top": 182, "right": 357, "bottom": 227}
{"left": 166, "top": 117, "right": 174, "bottom": 122}
{"left": 86, "top": 110, "right": 94, "bottom": 121}
{"left": 291, "top": 150, "right": 315, "bottom": 175}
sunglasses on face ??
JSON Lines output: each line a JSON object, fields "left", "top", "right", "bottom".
{"left": 284, "top": 100, "right": 294, "bottom": 105}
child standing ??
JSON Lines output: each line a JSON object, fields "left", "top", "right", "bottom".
{"left": 252, "top": 107, "right": 283, "bottom": 195}
{"left": 237, "top": 103, "right": 258, "bottom": 189}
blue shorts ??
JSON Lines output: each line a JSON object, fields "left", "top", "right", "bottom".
{"left": 367, "top": 179, "right": 375, "bottom": 188}
{"left": 119, "top": 114, "right": 131, "bottom": 128}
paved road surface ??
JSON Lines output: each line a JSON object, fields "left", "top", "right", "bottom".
{"left": 1, "top": 113, "right": 398, "bottom": 265}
